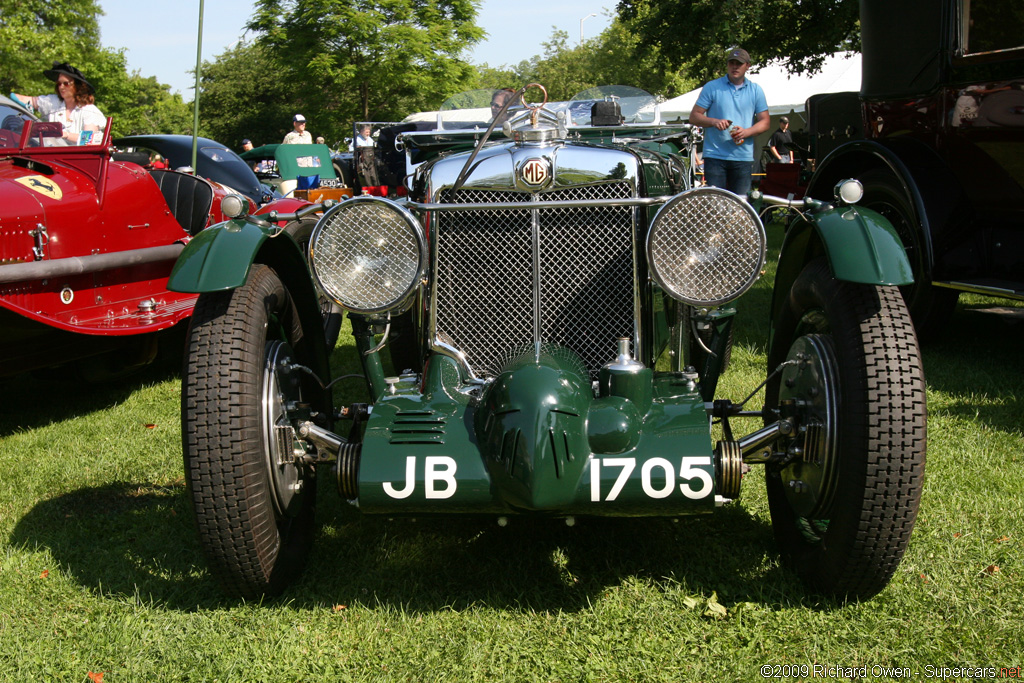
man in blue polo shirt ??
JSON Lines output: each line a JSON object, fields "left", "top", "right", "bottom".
{"left": 689, "top": 47, "right": 770, "bottom": 197}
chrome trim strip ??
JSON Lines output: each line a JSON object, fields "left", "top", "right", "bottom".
{"left": 531, "top": 208, "right": 542, "bottom": 347}
{"left": 405, "top": 196, "right": 670, "bottom": 212}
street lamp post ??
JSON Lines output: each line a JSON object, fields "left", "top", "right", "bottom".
{"left": 580, "top": 13, "right": 597, "bottom": 44}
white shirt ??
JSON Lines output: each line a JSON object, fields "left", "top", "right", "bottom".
{"left": 35, "top": 94, "right": 105, "bottom": 144}
{"left": 283, "top": 130, "right": 312, "bottom": 145}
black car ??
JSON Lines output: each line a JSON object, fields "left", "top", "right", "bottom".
{"left": 805, "top": 0, "right": 1024, "bottom": 338}
{"left": 113, "top": 135, "right": 272, "bottom": 206}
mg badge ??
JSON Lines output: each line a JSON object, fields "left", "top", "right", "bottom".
{"left": 519, "top": 158, "right": 551, "bottom": 187}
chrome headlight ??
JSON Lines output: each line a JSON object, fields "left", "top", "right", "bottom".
{"left": 309, "top": 197, "right": 426, "bottom": 314}
{"left": 646, "top": 187, "right": 765, "bottom": 306}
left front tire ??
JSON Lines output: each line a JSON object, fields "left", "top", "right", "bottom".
{"left": 182, "top": 264, "right": 317, "bottom": 599}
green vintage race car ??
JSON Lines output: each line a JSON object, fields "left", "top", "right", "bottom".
{"left": 169, "top": 84, "right": 925, "bottom": 600}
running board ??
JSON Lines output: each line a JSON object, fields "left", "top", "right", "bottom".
{"left": 933, "top": 280, "right": 1024, "bottom": 301}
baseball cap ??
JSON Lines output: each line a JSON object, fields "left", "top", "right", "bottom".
{"left": 727, "top": 48, "right": 751, "bottom": 64}
{"left": 242, "top": 138, "right": 252, "bottom": 145}
{"left": 294, "top": 114, "right": 306, "bottom": 123}
{"left": 779, "top": 116, "right": 789, "bottom": 124}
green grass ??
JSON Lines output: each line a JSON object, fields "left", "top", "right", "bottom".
{"left": 2, "top": 246, "right": 1023, "bottom": 682}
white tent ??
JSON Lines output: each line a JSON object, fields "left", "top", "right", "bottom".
{"left": 660, "top": 51, "right": 861, "bottom": 122}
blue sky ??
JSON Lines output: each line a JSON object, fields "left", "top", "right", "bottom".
{"left": 96, "top": 0, "right": 613, "bottom": 97}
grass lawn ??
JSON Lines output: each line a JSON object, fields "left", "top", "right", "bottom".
{"left": 1, "top": 242, "right": 1022, "bottom": 681}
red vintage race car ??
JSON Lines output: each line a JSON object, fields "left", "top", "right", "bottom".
{"left": 0, "top": 96, "right": 317, "bottom": 379}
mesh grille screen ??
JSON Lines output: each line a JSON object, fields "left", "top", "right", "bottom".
{"left": 435, "top": 183, "right": 634, "bottom": 379}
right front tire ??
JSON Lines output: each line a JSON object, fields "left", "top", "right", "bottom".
{"left": 765, "top": 258, "right": 926, "bottom": 600}
{"left": 182, "top": 264, "right": 318, "bottom": 599}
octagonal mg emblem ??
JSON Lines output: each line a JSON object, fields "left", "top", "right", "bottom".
{"left": 519, "top": 157, "right": 551, "bottom": 188}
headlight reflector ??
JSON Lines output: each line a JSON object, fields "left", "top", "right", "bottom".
{"left": 646, "top": 187, "right": 765, "bottom": 306}
{"left": 309, "top": 197, "right": 426, "bottom": 314}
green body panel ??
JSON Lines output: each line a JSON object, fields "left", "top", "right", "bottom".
{"left": 356, "top": 347, "right": 716, "bottom": 516}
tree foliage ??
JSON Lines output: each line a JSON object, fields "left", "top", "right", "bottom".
{"left": 0, "top": 0, "right": 191, "bottom": 138}
{"left": 197, "top": 41, "right": 301, "bottom": 149}
{"left": 0, "top": 0, "right": 102, "bottom": 93}
{"left": 244, "top": 0, "right": 485, "bottom": 141}
{"left": 616, "top": 0, "right": 860, "bottom": 83}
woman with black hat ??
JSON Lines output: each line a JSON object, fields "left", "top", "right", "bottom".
{"left": 14, "top": 62, "right": 105, "bottom": 145}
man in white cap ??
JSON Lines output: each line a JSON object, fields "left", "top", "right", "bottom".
{"left": 283, "top": 114, "right": 312, "bottom": 144}
{"left": 688, "top": 47, "right": 770, "bottom": 196}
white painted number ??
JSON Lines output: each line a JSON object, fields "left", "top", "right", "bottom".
{"left": 590, "top": 456, "right": 714, "bottom": 502}
{"left": 678, "top": 456, "right": 714, "bottom": 500}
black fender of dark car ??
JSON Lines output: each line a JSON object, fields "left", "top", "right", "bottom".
{"left": 805, "top": 138, "right": 967, "bottom": 284}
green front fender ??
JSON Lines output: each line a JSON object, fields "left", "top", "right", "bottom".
{"left": 806, "top": 205, "right": 913, "bottom": 286}
{"left": 168, "top": 219, "right": 277, "bottom": 293}
{"left": 769, "top": 204, "right": 913, "bottom": 361}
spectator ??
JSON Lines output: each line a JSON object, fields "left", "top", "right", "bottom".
{"left": 490, "top": 88, "right": 518, "bottom": 125}
{"left": 688, "top": 48, "right": 770, "bottom": 196}
{"left": 767, "top": 116, "right": 794, "bottom": 163}
{"left": 315, "top": 136, "right": 325, "bottom": 145}
{"left": 283, "top": 114, "right": 312, "bottom": 144}
{"left": 14, "top": 61, "right": 105, "bottom": 146}
{"left": 241, "top": 138, "right": 254, "bottom": 152}
{"left": 355, "top": 124, "right": 374, "bottom": 147}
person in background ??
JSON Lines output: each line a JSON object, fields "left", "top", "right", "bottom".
{"left": 490, "top": 88, "right": 518, "bottom": 125}
{"left": 767, "top": 116, "right": 795, "bottom": 163}
{"left": 283, "top": 114, "right": 312, "bottom": 144}
{"left": 315, "top": 136, "right": 325, "bottom": 145}
{"left": 14, "top": 62, "right": 105, "bottom": 145}
{"left": 241, "top": 138, "right": 254, "bottom": 152}
{"left": 688, "top": 47, "right": 769, "bottom": 196}
{"left": 355, "top": 124, "right": 374, "bottom": 147}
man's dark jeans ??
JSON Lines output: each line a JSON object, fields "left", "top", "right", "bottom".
{"left": 703, "top": 157, "right": 753, "bottom": 197}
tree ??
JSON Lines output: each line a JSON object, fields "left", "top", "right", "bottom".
{"left": 78, "top": 48, "right": 192, "bottom": 137}
{"left": 246, "top": 0, "right": 485, "bottom": 137}
{"left": 616, "top": 0, "right": 860, "bottom": 83}
{"left": 0, "top": 0, "right": 104, "bottom": 93}
{"left": 197, "top": 41, "right": 302, "bottom": 148}
{"left": 471, "top": 18, "right": 694, "bottom": 105}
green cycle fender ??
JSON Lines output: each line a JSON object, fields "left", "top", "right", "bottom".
{"left": 168, "top": 219, "right": 276, "bottom": 293}
{"left": 807, "top": 205, "right": 913, "bottom": 286}
{"left": 166, "top": 218, "right": 332, "bottom": 409}
{"left": 769, "top": 204, "right": 913, "bottom": 362}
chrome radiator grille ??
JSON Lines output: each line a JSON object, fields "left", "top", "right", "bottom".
{"left": 433, "top": 182, "right": 635, "bottom": 379}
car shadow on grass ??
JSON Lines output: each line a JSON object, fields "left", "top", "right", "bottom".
{"left": 289, "top": 486, "right": 810, "bottom": 614}
{"left": 9, "top": 480, "right": 232, "bottom": 610}
{"left": 10, "top": 476, "right": 816, "bottom": 613}
{"left": 0, "top": 362, "right": 181, "bottom": 438}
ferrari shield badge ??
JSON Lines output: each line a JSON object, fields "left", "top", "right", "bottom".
{"left": 519, "top": 158, "right": 551, "bottom": 187}
{"left": 15, "top": 175, "right": 62, "bottom": 201}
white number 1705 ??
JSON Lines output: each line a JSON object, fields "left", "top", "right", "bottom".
{"left": 589, "top": 456, "right": 713, "bottom": 502}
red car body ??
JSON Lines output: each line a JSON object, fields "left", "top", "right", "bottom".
{"left": 0, "top": 105, "right": 300, "bottom": 378}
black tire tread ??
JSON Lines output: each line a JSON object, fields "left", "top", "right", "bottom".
{"left": 768, "top": 258, "right": 926, "bottom": 599}
{"left": 181, "top": 264, "right": 314, "bottom": 598}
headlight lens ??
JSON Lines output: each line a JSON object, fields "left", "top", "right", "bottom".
{"left": 646, "top": 187, "right": 765, "bottom": 306}
{"left": 309, "top": 197, "right": 426, "bottom": 314}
